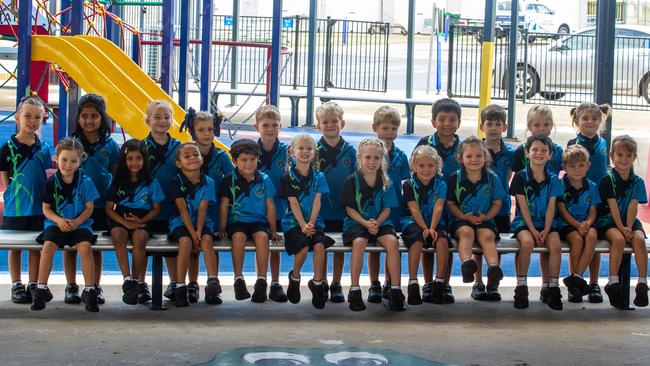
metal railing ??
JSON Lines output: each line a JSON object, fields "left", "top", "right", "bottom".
{"left": 448, "top": 24, "right": 650, "bottom": 111}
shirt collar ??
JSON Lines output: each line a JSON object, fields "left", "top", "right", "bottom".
{"left": 55, "top": 170, "right": 80, "bottom": 204}
{"left": 258, "top": 138, "right": 280, "bottom": 170}
{"left": 201, "top": 145, "right": 217, "bottom": 172}
{"left": 318, "top": 137, "right": 345, "bottom": 168}
{"left": 234, "top": 169, "right": 262, "bottom": 196}
{"left": 562, "top": 175, "right": 589, "bottom": 202}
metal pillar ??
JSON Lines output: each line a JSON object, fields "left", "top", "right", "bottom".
{"left": 477, "top": 0, "right": 496, "bottom": 137}
{"left": 269, "top": 0, "right": 283, "bottom": 106}
{"left": 200, "top": 0, "right": 214, "bottom": 110}
{"left": 16, "top": 0, "right": 32, "bottom": 107}
{"left": 178, "top": 0, "right": 190, "bottom": 108}
{"left": 230, "top": 0, "right": 240, "bottom": 106}
{"left": 406, "top": 0, "right": 415, "bottom": 100}
{"left": 161, "top": 0, "right": 174, "bottom": 95}
{"left": 506, "top": 0, "right": 519, "bottom": 139}
{"left": 58, "top": 0, "right": 70, "bottom": 141}
{"left": 68, "top": 0, "right": 84, "bottom": 135}
{"left": 106, "top": 4, "right": 122, "bottom": 47}
{"left": 305, "top": 0, "right": 318, "bottom": 127}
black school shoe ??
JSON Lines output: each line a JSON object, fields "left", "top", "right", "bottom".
{"left": 287, "top": 271, "right": 301, "bottom": 304}
{"left": 122, "top": 279, "right": 139, "bottom": 305}
{"left": 138, "top": 283, "right": 152, "bottom": 304}
{"left": 308, "top": 280, "right": 326, "bottom": 309}
{"left": 233, "top": 278, "right": 251, "bottom": 300}
{"left": 422, "top": 282, "right": 434, "bottom": 303}
{"left": 461, "top": 259, "right": 478, "bottom": 283}
{"left": 540, "top": 286, "right": 549, "bottom": 303}
{"left": 84, "top": 288, "right": 99, "bottom": 312}
{"left": 64, "top": 283, "right": 81, "bottom": 304}
{"left": 547, "top": 287, "right": 563, "bottom": 311}
{"left": 604, "top": 283, "right": 626, "bottom": 309}
{"left": 329, "top": 282, "right": 345, "bottom": 303}
{"left": 251, "top": 279, "right": 268, "bottom": 303}
{"left": 187, "top": 281, "right": 200, "bottom": 303}
{"left": 563, "top": 275, "right": 584, "bottom": 301}
{"left": 471, "top": 283, "right": 489, "bottom": 301}
{"left": 164, "top": 282, "right": 176, "bottom": 301}
{"left": 205, "top": 278, "right": 223, "bottom": 305}
{"left": 589, "top": 283, "right": 604, "bottom": 303}
{"left": 634, "top": 283, "right": 649, "bottom": 307}
{"left": 367, "top": 281, "right": 382, "bottom": 303}
{"left": 443, "top": 283, "right": 455, "bottom": 304}
{"left": 82, "top": 285, "right": 105, "bottom": 305}
{"left": 29, "top": 283, "right": 53, "bottom": 303}
{"left": 568, "top": 291, "right": 583, "bottom": 303}
{"left": 432, "top": 281, "right": 445, "bottom": 304}
{"left": 486, "top": 285, "right": 502, "bottom": 301}
{"left": 389, "top": 288, "right": 406, "bottom": 311}
{"left": 348, "top": 289, "right": 366, "bottom": 311}
{"left": 407, "top": 283, "right": 422, "bottom": 305}
{"left": 322, "top": 281, "right": 330, "bottom": 300}
{"left": 513, "top": 285, "right": 529, "bottom": 309}
{"left": 486, "top": 265, "right": 504, "bottom": 289}
{"left": 11, "top": 283, "right": 31, "bottom": 304}
{"left": 269, "top": 282, "right": 288, "bottom": 303}
{"left": 30, "top": 288, "right": 48, "bottom": 311}
{"left": 175, "top": 285, "right": 189, "bottom": 307}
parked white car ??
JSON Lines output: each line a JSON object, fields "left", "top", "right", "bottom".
{"left": 496, "top": 25, "right": 650, "bottom": 103}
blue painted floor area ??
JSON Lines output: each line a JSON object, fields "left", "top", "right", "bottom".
{"left": 0, "top": 119, "right": 635, "bottom": 277}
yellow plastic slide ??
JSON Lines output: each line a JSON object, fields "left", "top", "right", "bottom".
{"left": 30, "top": 35, "right": 229, "bottom": 152}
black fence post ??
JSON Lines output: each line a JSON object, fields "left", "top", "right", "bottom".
{"left": 324, "top": 16, "right": 335, "bottom": 91}
{"left": 292, "top": 15, "right": 301, "bottom": 90}
{"left": 447, "top": 24, "right": 455, "bottom": 97}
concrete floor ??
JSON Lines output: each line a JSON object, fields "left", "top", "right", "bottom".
{"left": 0, "top": 283, "right": 648, "bottom": 366}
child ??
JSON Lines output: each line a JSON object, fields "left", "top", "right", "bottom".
{"left": 168, "top": 142, "right": 221, "bottom": 307}
{"left": 510, "top": 134, "right": 564, "bottom": 310}
{"left": 219, "top": 139, "right": 279, "bottom": 303}
{"left": 105, "top": 139, "right": 165, "bottom": 305}
{"left": 315, "top": 101, "right": 356, "bottom": 303}
{"left": 66, "top": 94, "right": 119, "bottom": 305}
{"left": 445, "top": 136, "right": 505, "bottom": 300}
{"left": 143, "top": 100, "right": 181, "bottom": 303}
{"left": 180, "top": 108, "right": 233, "bottom": 303}
{"left": 0, "top": 97, "right": 52, "bottom": 304}
{"left": 367, "top": 106, "right": 410, "bottom": 303}
{"left": 32, "top": 138, "right": 99, "bottom": 312}
{"left": 471, "top": 104, "right": 514, "bottom": 302}
{"left": 566, "top": 102, "right": 612, "bottom": 304}
{"left": 511, "top": 105, "right": 564, "bottom": 303}
{"left": 400, "top": 145, "right": 449, "bottom": 305}
{"left": 279, "top": 134, "right": 334, "bottom": 309}
{"left": 556, "top": 145, "right": 599, "bottom": 303}
{"left": 341, "top": 139, "right": 404, "bottom": 311}
{"left": 596, "top": 135, "right": 648, "bottom": 309}
{"left": 415, "top": 98, "right": 462, "bottom": 304}
{"left": 255, "top": 105, "right": 288, "bottom": 303}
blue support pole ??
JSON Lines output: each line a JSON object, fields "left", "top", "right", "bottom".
{"left": 506, "top": 0, "right": 519, "bottom": 139}
{"left": 161, "top": 0, "right": 174, "bottom": 95}
{"left": 68, "top": 0, "right": 84, "bottom": 136}
{"left": 58, "top": 0, "right": 71, "bottom": 141}
{"left": 405, "top": 0, "right": 416, "bottom": 134}
{"left": 131, "top": 33, "right": 140, "bottom": 65}
{"left": 269, "top": 0, "right": 283, "bottom": 106}
{"left": 16, "top": 0, "right": 33, "bottom": 107}
{"left": 304, "top": 0, "right": 318, "bottom": 127}
{"left": 436, "top": 33, "right": 441, "bottom": 93}
{"left": 200, "top": 0, "right": 214, "bottom": 111}
{"left": 178, "top": 0, "right": 190, "bottom": 108}
{"left": 106, "top": 4, "right": 122, "bottom": 47}
{"left": 230, "top": 0, "right": 240, "bottom": 106}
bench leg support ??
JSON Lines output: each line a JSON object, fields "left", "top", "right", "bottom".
{"left": 149, "top": 253, "right": 167, "bottom": 311}
{"left": 405, "top": 104, "right": 416, "bottom": 135}
{"left": 619, "top": 252, "right": 631, "bottom": 308}
{"left": 290, "top": 96, "right": 300, "bottom": 127}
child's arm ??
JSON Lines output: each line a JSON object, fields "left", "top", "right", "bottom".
{"left": 407, "top": 201, "right": 428, "bottom": 231}
{"left": 266, "top": 197, "right": 280, "bottom": 240}
{"left": 0, "top": 171, "right": 8, "bottom": 190}
{"left": 139, "top": 203, "right": 161, "bottom": 224}
{"left": 429, "top": 199, "right": 445, "bottom": 230}
{"left": 626, "top": 199, "right": 639, "bottom": 229}
{"left": 288, "top": 196, "right": 309, "bottom": 232}
{"left": 175, "top": 197, "right": 198, "bottom": 242}
{"left": 375, "top": 207, "right": 391, "bottom": 226}
{"left": 308, "top": 192, "right": 322, "bottom": 226}
{"left": 446, "top": 200, "right": 472, "bottom": 221}
{"left": 607, "top": 197, "right": 627, "bottom": 232}
{"left": 69, "top": 201, "right": 94, "bottom": 231}
{"left": 345, "top": 207, "right": 371, "bottom": 228}
{"left": 515, "top": 194, "right": 540, "bottom": 237}
{"left": 557, "top": 202, "right": 581, "bottom": 229}
{"left": 105, "top": 201, "right": 140, "bottom": 230}
{"left": 540, "top": 197, "right": 557, "bottom": 240}
{"left": 43, "top": 202, "right": 72, "bottom": 232}
{"left": 218, "top": 199, "right": 229, "bottom": 239}
{"left": 196, "top": 199, "right": 209, "bottom": 239}
{"left": 482, "top": 199, "right": 502, "bottom": 221}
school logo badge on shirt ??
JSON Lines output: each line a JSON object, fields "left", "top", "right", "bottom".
{"left": 483, "top": 186, "right": 491, "bottom": 196}
{"left": 504, "top": 159, "right": 510, "bottom": 166}
{"left": 585, "top": 194, "right": 591, "bottom": 203}
{"left": 600, "top": 146, "right": 607, "bottom": 154}
{"left": 342, "top": 158, "right": 351, "bottom": 167}
{"left": 256, "top": 187, "right": 265, "bottom": 197}
{"left": 140, "top": 193, "right": 148, "bottom": 202}
{"left": 277, "top": 160, "right": 285, "bottom": 169}
{"left": 101, "top": 149, "right": 109, "bottom": 158}
{"left": 38, "top": 151, "right": 45, "bottom": 160}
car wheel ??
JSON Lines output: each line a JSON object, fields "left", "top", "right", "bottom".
{"left": 512, "top": 65, "right": 539, "bottom": 99}
{"left": 540, "top": 91, "right": 566, "bottom": 100}
{"left": 642, "top": 76, "right": 650, "bottom": 104}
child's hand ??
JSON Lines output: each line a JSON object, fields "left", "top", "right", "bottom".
{"left": 366, "top": 219, "right": 378, "bottom": 232}
{"left": 219, "top": 228, "right": 228, "bottom": 240}
{"left": 622, "top": 227, "right": 634, "bottom": 241}
{"left": 428, "top": 228, "right": 438, "bottom": 242}
{"left": 270, "top": 232, "right": 282, "bottom": 241}
{"left": 530, "top": 228, "right": 542, "bottom": 246}
{"left": 477, "top": 213, "right": 489, "bottom": 224}
{"left": 465, "top": 214, "right": 481, "bottom": 226}
{"left": 368, "top": 224, "right": 379, "bottom": 235}
{"left": 57, "top": 218, "right": 72, "bottom": 232}
{"left": 125, "top": 213, "right": 144, "bottom": 224}
{"left": 123, "top": 220, "right": 141, "bottom": 230}
{"left": 421, "top": 227, "right": 430, "bottom": 239}
{"left": 539, "top": 228, "right": 549, "bottom": 245}
{"left": 67, "top": 219, "right": 79, "bottom": 231}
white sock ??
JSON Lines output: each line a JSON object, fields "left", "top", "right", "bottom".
{"left": 84, "top": 285, "right": 93, "bottom": 291}
{"left": 542, "top": 281, "right": 549, "bottom": 288}
{"left": 291, "top": 274, "right": 300, "bottom": 281}
{"left": 271, "top": 281, "right": 279, "bottom": 286}
{"left": 350, "top": 285, "right": 361, "bottom": 291}
{"left": 28, "top": 281, "right": 36, "bottom": 286}
{"left": 176, "top": 282, "right": 186, "bottom": 288}
{"left": 124, "top": 276, "right": 133, "bottom": 282}
{"left": 37, "top": 283, "right": 47, "bottom": 289}
{"left": 549, "top": 278, "right": 559, "bottom": 288}
{"left": 207, "top": 275, "right": 218, "bottom": 281}
{"left": 391, "top": 285, "right": 400, "bottom": 290}
{"left": 383, "top": 280, "right": 390, "bottom": 287}
{"left": 639, "top": 278, "right": 647, "bottom": 284}
{"left": 434, "top": 277, "right": 445, "bottom": 283}
{"left": 258, "top": 275, "right": 267, "bottom": 281}
{"left": 408, "top": 279, "right": 418, "bottom": 285}
{"left": 313, "top": 280, "right": 323, "bottom": 285}
{"left": 573, "top": 273, "right": 583, "bottom": 279}
{"left": 517, "top": 276, "right": 527, "bottom": 286}
{"left": 234, "top": 275, "right": 244, "bottom": 281}
{"left": 609, "top": 275, "right": 619, "bottom": 284}
{"left": 12, "top": 281, "right": 21, "bottom": 285}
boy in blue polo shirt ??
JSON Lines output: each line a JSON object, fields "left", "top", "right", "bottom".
{"left": 33, "top": 139, "right": 100, "bottom": 312}
{"left": 315, "top": 101, "right": 356, "bottom": 303}
{"left": 367, "top": 106, "right": 410, "bottom": 303}
{"left": 0, "top": 97, "right": 52, "bottom": 304}
{"left": 219, "top": 139, "right": 278, "bottom": 303}
{"left": 556, "top": 145, "right": 599, "bottom": 303}
{"left": 471, "top": 104, "right": 515, "bottom": 301}
{"left": 415, "top": 98, "right": 462, "bottom": 303}
{"left": 255, "top": 105, "right": 288, "bottom": 303}
{"left": 168, "top": 143, "right": 221, "bottom": 307}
